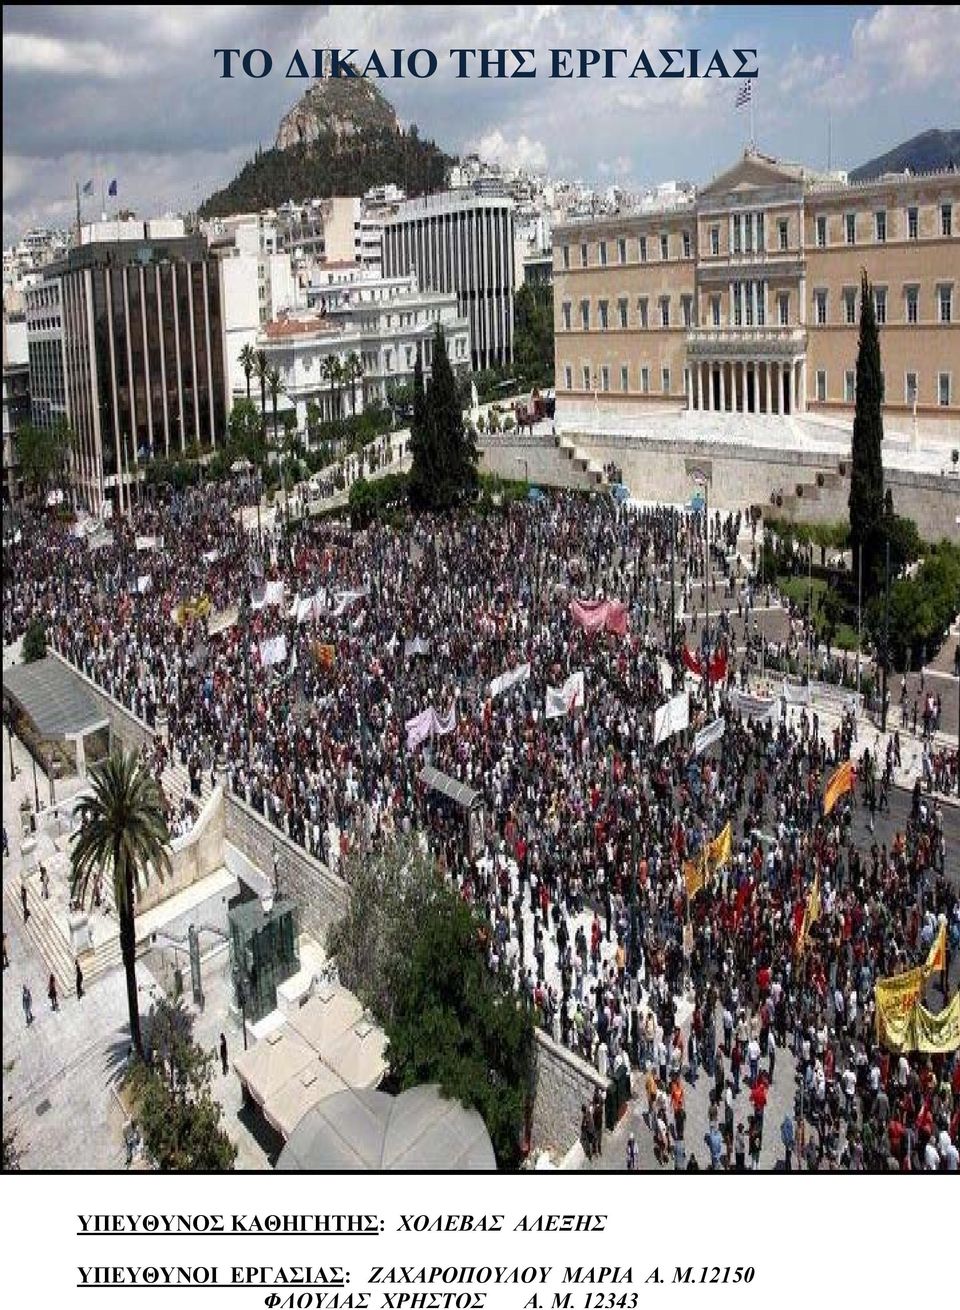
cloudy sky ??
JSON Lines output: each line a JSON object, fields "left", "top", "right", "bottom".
{"left": 4, "top": 4, "right": 959, "bottom": 243}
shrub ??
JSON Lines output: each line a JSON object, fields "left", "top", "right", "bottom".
{"left": 22, "top": 618, "right": 47, "bottom": 663}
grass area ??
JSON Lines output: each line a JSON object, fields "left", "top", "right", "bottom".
{"left": 777, "top": 573, "right": 862, "bottom": 653}
{"left": 777, "top": 573, "right": 826, "bottom": 610}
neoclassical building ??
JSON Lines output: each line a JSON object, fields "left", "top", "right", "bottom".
{"left": 553, "top": 150, "right": 959, "bottom": 433}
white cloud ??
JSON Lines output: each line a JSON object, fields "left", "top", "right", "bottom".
{"left": 3, "top": 32, "right": 144, "bottom": 78}
{"left": 466, "top": 129, "right": 548, "bottom": 173}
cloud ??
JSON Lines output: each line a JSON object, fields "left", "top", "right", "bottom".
{"left": 465, "top": 129, "right": 548, "bottom": 174}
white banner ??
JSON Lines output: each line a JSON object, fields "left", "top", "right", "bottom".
{"left": 134, "top": 534, "right": 162, "bottom": 551}
{"left": 136, "top": 573, "right": 152, "bottom": 594}
{"left": 694, "top": 715, "right": 726, "bottom": 756}
{"left": 782, "top": 681, "right": 811, "bottom": 706}
{"left": 263, "top": 579, "right": 286, "bottom": 608}
{"left": 729, "top": 688, "right": 781, "bottom": 723}
{"left": 404, "top": 636, "right": 432, "bottom": 659}
{"left": 546, "top": 670, "right": 585, "bottom": 720}
{"left": 332, "top": 587, "right": 368, "bottom": 617}
{"left": 208, "top": 605, "right": 239, "bottom": 637}
{"left": 202, "top": 549, "right": 220, "bottom": 565}
{"left": 488, "top": 662, "right": 531, "bottom": 701}
{"left": 259, "top": 633, "right": 288, "bottom": 667}
{"left": 653, "top": 690, "right": 690, "bottom": 746}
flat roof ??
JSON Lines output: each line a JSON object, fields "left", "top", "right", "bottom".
{"left": 3, "top": 656, "right": 108, "bottom": 740}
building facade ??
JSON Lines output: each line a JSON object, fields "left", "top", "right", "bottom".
{"left": 382, "top": 192, "right": 515, "bottom": 371}
{"left": 2, "top": 317, "right": 30, "bottom": 504}
{"left": 553, "top": 151, "right": 959, "bottom": 432}
{"left": 259, "top": 270, "right": 470, "bottom": 431}
{"left": 28, "top": 223, "right": 229, "bottom": 513}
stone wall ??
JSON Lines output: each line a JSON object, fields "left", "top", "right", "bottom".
{"left": 531, "top": 1028, "right": 608, "bottom": 1158}
{"left": 48, "top": 649, "right": 154, "bottom": 754}
{"left": 223, "top": 792, "right": 348, "bottom": 944}
{"left": 138, "top": 786, "right": 226, "bottom": 914}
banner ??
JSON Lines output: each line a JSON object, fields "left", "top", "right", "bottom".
{"left": 875, "top": 967, "right": 926, "bottom": 1042}
{"left": 924, "top": 921, "right": 947, "bottom": 976}
{"left": 332, "top": 587, "right": 368, "bottom": 617}
{"left": 259, "top": 633, "right": 288, "bottom": 667}
{"left": 824, "top": 760, "right": 854, "bottom": 816}
{"left": 136, "top": 573, "right": 152, "bottom": 594}
{"left": 404, "top": 636, "right": 432, "bottom": 659}
{"left": 653, "top": 690, "right": 689, "bottom": 746}
{"left": 135, "top": 534, "right": 162, "bottom": 551}
{"left": 263, "top": 580, "right": 286, "bottom": 608}
{"left": 546, "top": 671, "right": 585, "bottom": 720}
{"left": 781, "top": 681, "right": 812, "bottom": 706}
{"left": 174, "top": 595, "right": 211, "bottom": 625}
{"left": 728, "top": 688, "right": 780, "bottom": 724}
{"left": 208, "top": 605, "right": 239, "bottom": 637}
{"left": 694, "top": 716, "right": 726, "bottom": 757}
{"left": 313, "top": 642, "right": 335, "bottom": 670}
{"left": 570, "top": 598, "right": 628, "bottom": 637}
{"left": 405, "top": 705, "right": 457, "bottom": 750}
{"left": 202, "top": 549, "right": 220, "bottom": 565}
{"left": 489, "top": 662, "right": 531, "bottom": 701}
{"left": 658, "top": 658, "right": 674, "bottom": 693}
{"left": 879, "top": 991, "right": 960, "bottom": 1055}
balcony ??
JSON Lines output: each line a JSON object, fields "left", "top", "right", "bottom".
{"left": 685, "top": 325, "right": 807, "bottom": 360}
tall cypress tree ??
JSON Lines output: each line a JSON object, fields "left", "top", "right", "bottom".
{"left": 849, "top": 268, "right": 885, "bottom": 595}
{"left": 408, "top": 349, "right": 432, "bottom": 509}
{"left": 428, "top": 324, "right": 476, "bottom": 506}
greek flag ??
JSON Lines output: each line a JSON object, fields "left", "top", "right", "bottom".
{"left": 735, "top": 81, "right": 752, "bottom": 109}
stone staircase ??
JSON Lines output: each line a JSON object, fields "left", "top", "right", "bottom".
{"left": 555, "top": 435, "right": 605, "bottom": 487}
{"left": 4, "top": 869, "right": 124, "bottom": 994}
{"left": 773, "top": 461, "right": 845, "bottom": 516}
{"left": 159, "top": 757, "right": 212, "bottom": 818}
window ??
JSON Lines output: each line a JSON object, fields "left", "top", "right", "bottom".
{"left": 618, "top": 297, "right": 628, "bottom": 328}
{"left": 905, "top": 372, "right": 917, "bottom": 406}
{"left": 564, "top": 365, "right": 572, "bottom": 390}
{"left": 905, "top": 286, "right": 918, "bottom": 324}
{"left": 711, "top": 226, "right": 720, "bottom": 256}
{"left": 712, "top": 297, "right": 721, "bottom": 328}
{"left": 641, "top": 366, "right": 650, "bottom": 394}
{"left": 580, "top": 299, "right": 590, "bottom": 330}
{"left": 939, "top": 373, "right": 951, "bottom": 407}
{"left": 908, "top": 207, "right": 918, "bottom": 240}
{"left": 778, "top": 219, "right": 788, "bottom": 251}
{"left": 875, "top": 211, "right": 886, "bottom": 242}
{"left": 562, "top": 302, "right": 571, "bottom": 330}
{"left": 598, "top": 300, "right": 609, "bottom": 330}
{"left": 816, "top": 370, "right": 826, "bottom": 403}
{"left": 779, "top": 293, "right": 789, "bottom": 327}
{"left": 620, "top": 364, "right": 629, "bottom": 392}
{"left": 845, "top": 213, "right": 856, "bottom": 245}
{"left": 660, "top": 297, "right": 670, "bottom": 328}
{"left": 757, "top": 213, "right": 764, "bottom": 251}
{"left": 744, "top": 213, "right": 753, "bottom": 255}
{"left": 601, "top": 365, "right": 610, "bottom": 392}
{"left": 733, "top": 214, "right": 742, "bottom": 254}
{"left": 745, "top": 281, "right": 754, "bottom": 327}
{"left": 618, "top": 237, "right": 627, "bottom": 264}
{"left": 733, "top": 282, "right": 743, "bottom": 328}
{"left": 682, "top": 297, "right": 692, "bottom": 328}
{"left": 844, "top": 370, "right": 855, "bottom": 404}
{"left": 582, "top": 365, "right": 591, "bottom": 390}
{"left": 599, "top": 240, "right": 607, "bottom": 267}
{"left": 562, "top": 244, "right": 570, "bottom": 269}
{"left": 942, "top": 203, "right": 953, "bottom": 237}
{"left": 874, "top": 288, "right": 887, "bottom": 325}
{"left": 660, "top": 233, "right": 669, "bottom": 261}
{"left": 682, "top": 231, "right": 691, "bottom": 258}
{"left": 580, "top": 242, "right": 588, "bottom": 267}
{"left": 638, "top": 297, "right": 648, "bottom": 328}
{"left": 815, "top": 290, "right": 828, "bottom": 325}
{"left": 939, "top": 285, "right": 953, "bottom": 323}
{"left": 844, "top": 288, "right": 857, "bottom": 325}
{"left": 756, "top": 285, "right": 765, "bottom": 327}
{"left": 639, "top": 236, "right": 647, "bottom": 263}
{"left": 662, "top": 367, "right": 671, "bottom": 394}
{"left": 816, "top": 216, "right": 826, "bottom": 248}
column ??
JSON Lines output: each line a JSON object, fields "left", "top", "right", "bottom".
{"left": 759, "top": 361, "right": 767, "bottom": 414}
{"left": 779, "top": 361, "right": 786, "bottom": 415}
{"left": 736, "top": 361, "right": 743, "bottom": 412}
{"left": 686, "top": 365, "right": 693, "bottom": 411}
{"left": 718, "top": 360, "right": 726, "bottom": 412}
{"left": 703, "top": 361, "right": 711, "bottom": 411}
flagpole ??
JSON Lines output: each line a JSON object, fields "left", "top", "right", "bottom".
{"left": 75, "top": 180, "right": 81, "bottom": 247}
{"left": 750, "top": 81, "right": 756, "bottom": 149}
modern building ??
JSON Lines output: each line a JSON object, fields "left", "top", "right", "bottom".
{"left": 2, "top": 316, "right": 30, "bottom": 503}
{"left": 258, "top": 269, "right": 470, "bottom": 431}
{"left": 382, "top": 192, "right": 515, "bottom": 370}
{"left": 27, "top": 220, "right": 230, "bottom": 513}
{"left": 553, "top": 149, "right": 959, "bottom": 435}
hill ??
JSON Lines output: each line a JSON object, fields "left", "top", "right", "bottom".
{"left": 200, "top": 75, "right": 454, "bottom": 216}
{"left": 849, "top": 128, "right": 960, "bottom": 181}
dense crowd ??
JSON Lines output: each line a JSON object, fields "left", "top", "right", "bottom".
{"left": 3, "top": 480, "right": 958, "bottom": 1170}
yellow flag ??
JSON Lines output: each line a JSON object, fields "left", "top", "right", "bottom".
{"left": 824, "top": 760, "right": 854, "bottom": 815}
{"left": 923, "top": 922, "right": 947, "bottom": 977}
{"left": 684, "top": 857, "right": 706, "bottom": 901}
{"left": 796, "top": 873, "right": 821, "bottom": 956}
{"left": 705, "top": 821, "right": 733, "bottom": 873}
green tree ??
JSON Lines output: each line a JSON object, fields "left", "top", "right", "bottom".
{"left": 265, "top": 367, "right": 284, "bottom": 445}
{"left": 238, "top": 343, "right": 256, "bottom": 402}
{"left": 14, "top": 422, "right": 69, "bottom": 503}
{"left": 70, "top": 751, "right": 172, "bottom": 1058}
{"left": 129, "top": 997, "right": 237, "bottom": 1171}
{"left": 22, "top": 617, "right": 47, "bottom": 663}
{"left": 385, "top": 888, "right": 535, "bottom": 1169}
{"left": 227, "top": 398, "right": 262, "bottom": 452}
{"left": 513, "top": 283, "right": 555, "bottom": 387}
{"left": 254, "top": 349, "right": 268, "bottom": 440}
{"left": 849, "top": 269, "right": 885, "bottom": 596}
{"left": 409, "top": 325, "right": 478, "bottom": 512}
{"left": 343, "top": 350, "right": 363, "bottom": 417}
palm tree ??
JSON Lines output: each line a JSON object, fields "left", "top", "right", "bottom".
{"left": 70, "top": 750, "right": 171, "bottom": 1058}
{"left": 254, "top": 349, "right": 268, "bottom": 440}
{"left": 344, "top": 351, "right": 363, "bottom": 417}
{"left": 266, "top": 366, "right": 284, "bottom": 445}
{"left": 239, "top": 344, "right": 255, "bottom": 402}
{"left": 320, "top": 356, "right": 337, "bottom": 424}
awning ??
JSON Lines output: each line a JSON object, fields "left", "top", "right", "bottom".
{"left": 323, "top": 1017, "right": 389, "bottom": 1091}
{"left": 287, "top": 983, "right": 363, "bottom": 1051}
{"left": 418, "top": 765, "right": 480, "bottom": 811}
{"left": 262, "top": 1062, "right": 347, "bottom": 1140}
{"left": 232, "top": 1028, "right": 315, "bottom": 1108}
{"left": 3, "top": 657, "right": 108, "bottom": 741}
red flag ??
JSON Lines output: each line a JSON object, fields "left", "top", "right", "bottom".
{"left": 682, "top": 646, "right": 703, "bottom": 676}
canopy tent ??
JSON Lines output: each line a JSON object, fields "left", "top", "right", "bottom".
{"left": 287, "top": 983, "right": 363, "bottom": 1052}
{"left": 3, "top": 656, "right": 108, "bottom": 742}
{"left": 262, "top": 1062, "right": 347, "bottom": 1140}
{"left": 323, "top": 1016, "right": 389, "bottom": 1090}
{"left": 276, "top": 1084, "right": 496, "bottom": 1172}
{"left": 232, "top": 1028, "right": 314, "bottom": 1108}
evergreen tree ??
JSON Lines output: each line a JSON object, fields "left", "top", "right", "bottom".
{"left": 408, "top": 350, "right": 433, "bottom": 509}
{"left": 849, "top": 269, "right": 885, "bottom": 594}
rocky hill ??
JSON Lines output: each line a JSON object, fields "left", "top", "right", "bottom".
{"left": 850, "top": 128, "right": 959, "bottom": 181}
{"left": 200, "top": 74, "right": 454, "bottom": 217}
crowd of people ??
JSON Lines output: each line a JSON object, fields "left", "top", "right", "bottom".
{"left": 3, "top": 477, "right": 958, "bottom": 1170}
